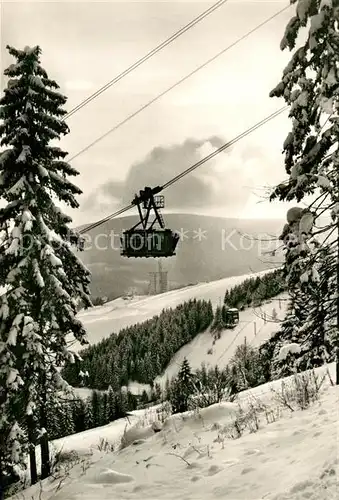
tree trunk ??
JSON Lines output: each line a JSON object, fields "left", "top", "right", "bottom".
{"left": 29, "top": 446, "right": 38, "bottom": 485}
{"left": 40, "top": 428, "right": 50, "bottom": 480}
{"left": 0, "top": 469, "right": 4, "bottom": 500}
{"left": 39, "top": 375, "right": 50, "bottom": 480}
{"left": 27, "top": 415, "right": 37, "bottom": 485}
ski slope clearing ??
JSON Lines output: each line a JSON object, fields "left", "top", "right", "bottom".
{"left": 75, "top": 269, "right": 275, "bottom": 350}
{"left": 155, "top": 294, "right": 288, "bottom": 387}
{"left": 10, "top": 363, "right": 337, "bottom": 500}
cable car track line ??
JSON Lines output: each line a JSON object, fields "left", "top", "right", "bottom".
{"left": 78, "top": 106, "right": 288, "bottom": 235}
{"left": 79, "top": 204, "right": 134, "bottom": 234}
{"left": 68, "top": 4, "right": 290, "bottom": 164}
{"left": 64, "top": 0, "right": 230, "bottom": 120}
{"left": 216, "top": 320, "right": 250, "bottom": 363}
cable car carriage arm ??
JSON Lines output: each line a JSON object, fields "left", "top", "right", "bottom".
{"left": 121, "top": 186, "right": 179, "bottom": 258}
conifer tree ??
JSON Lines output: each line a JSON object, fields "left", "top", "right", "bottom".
{"left": 84, "top": 396, "right": 93, "bottom": 430}
{"left": 170, "top": 358, "right": 194, "bottom": 413}
{"left": 100, "top": 391, "right": 110, "bottom": 425}
{"left": 229, "top": 341, "right": 264, "bottom": 391}
{"left": 152, "top": 382, "right": 162, "bottom": 402}
{"left": 164, "top": 378, "right": 171, "bottom": 402}
{"left": 212, "top": 305, "right": 224, "bottom": 333}
{"left": 115, "top": 390, "right": 128, "bottom": 419}
{"left": 127, "top": 391, "right": 138, "bottom": 411}
{"left": 90, "top": 391, "right": 102, "bottom": 427}
{"left": 107, "top": 386, "right": 116, "bottom": 422}
{"left": 72, "top": 398, "right": 87, "bottom": 434}
{"left": 140, "top": 390, "right": 149, "bottom": 406}
{"left": 268, "top": 295, "right": 307, "bottom": 379}
{"left": 269, "top": 1, "right": 339, "bottom": 380}
{"left": 0, "top": 44, "right": 91, "bottom": 488}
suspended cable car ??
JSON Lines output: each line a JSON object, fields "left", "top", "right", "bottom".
{"left": 121, "top": 186, "right": 180, "bottom": 258}
{"left": 224, "top": 308, "right": 239, "bottom": 328}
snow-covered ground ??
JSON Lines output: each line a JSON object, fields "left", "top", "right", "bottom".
{"left": 75, "top": 269, "right": 276, "bottom": 350}
{"left": 73, "top": 381, "right": 152, "bottom": 400}
{"left": 10, "top": 363, "right": 337, "bottom": 500}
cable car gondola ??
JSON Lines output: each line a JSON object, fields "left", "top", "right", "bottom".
{"left": 224, "top": 308, "right": 239, "bottom": 328}
{"left": 121, "top": 186, "right": 179, "bottom": 258}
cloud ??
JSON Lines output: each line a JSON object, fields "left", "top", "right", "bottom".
{"left": 82, "top": 136, "right": 281, "bottom": 217}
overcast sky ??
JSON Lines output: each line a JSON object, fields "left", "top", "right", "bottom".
{"left": 1, "top": 0, "right": 307, "bottom": 226}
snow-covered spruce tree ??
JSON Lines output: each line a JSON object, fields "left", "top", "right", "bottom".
{"left": 269, "top": 0, "right": 339, "bottom": 379}
{"left": 295, "top": 243, "right": 337, "bottom": 367}
{"left": 212, "top": 305, "right": 224, "bottom": 334}
{"left": 170, "top": 358, "right": 194, "bottom": 413}
{"left": 270, "top": 204, "right": 336, "bottom": 374}
{"left": 0, "top": 45, "right": 91, "bottom": 488}
{"left": 228, "top": 340, "right": 265, "bottom": 391}
{"left": 268, "top": 292, "right": 308, "bottom": 379}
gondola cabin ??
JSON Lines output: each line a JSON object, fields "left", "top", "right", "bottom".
{"left": 121, "top": 228, "right": 179, "bottom": 258}
{"left": 121, "top": 186, "right": 180, "bottom": 258}
{"left": 224, "top": 308, "right": 239, "bottom": 328}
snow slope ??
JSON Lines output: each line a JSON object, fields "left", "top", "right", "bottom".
{"left": 76, "top": 269, "right": 276, "bottom": 350}
{"left": 10, "top": 363, "right": 337, "bottom": 500}
{"left": 155, "top": 294, "right": 288, "bottom": 387}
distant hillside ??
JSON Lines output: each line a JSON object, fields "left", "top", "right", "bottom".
{"left": 75, "top": 268, "right": 275, "bottom": 349}
{"left": 76, "top": 214, "right": 284, "bottom": 299}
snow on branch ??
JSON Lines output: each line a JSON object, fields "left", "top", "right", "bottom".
{"left": 278, "top": 343, "right": 302, "bottom": 361}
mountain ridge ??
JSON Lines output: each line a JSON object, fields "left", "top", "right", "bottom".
{"left": 75, "top": 213, "right": 285, "bottom": 299}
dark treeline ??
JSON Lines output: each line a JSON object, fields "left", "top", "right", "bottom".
{"left": 212, "top": 268, "right": 285, "bottom": 332}
{"left": 223, "top": 268, "right": 284, "bottom": 309}
{"left": 45, "top": 388, "right": 140, "bottom": 442}
{"left": 62, "top": 299, "right": 214, "bottom": 389}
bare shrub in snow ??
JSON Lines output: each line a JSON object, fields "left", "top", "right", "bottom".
{"left": 49, "top": 448, "right": 86, "bottom": 491}
{"left": 51, "top": 449, "right": 80, "bottom": 472}
{"left": 219, "top": 395, "right": 269, "bottom": 440}
{"left": 271, "top": 369, "right": 329, "bottom": 411}
{"left": 140, "top": 403, "right": 171, "bottom": 427}
{"left": 223, "top": 415, "right": 244, "bottom": 440}
{"left": 157, "top": 402, "right": 172, "bottom": 423}
{"left": 264, "top": 406, "right": 282, "bottom": 424}
{"left": 79, "top": 459, "right": 92, "bottom": 477}
{"left": 165, "top": 452, "right": 191, "bottom": 467}
{"left": 97, "top": 437, "right": 115, "bottom": 453}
